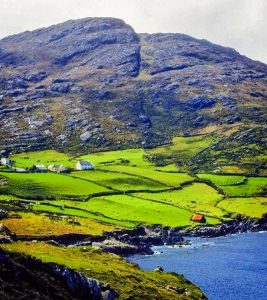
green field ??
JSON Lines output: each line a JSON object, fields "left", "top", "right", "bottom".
{"left": 70, "top": 170, "right": 167, "bottom": 191}
{"left": 42, "top": 194, "right": 220, "bottom": 227}
{"left": 101, "top": 166, "right": 193, "bottom": 187}
{"left": 134, "top": 183, "right": 225, "bottom": 219}
{"left": 10, "top": 150, "right": 73, "bottom": 168}
{"left": 218, "top": 197, "right": 267, "bottom": 218}
{"left": 197, "top": 174, "right": 247, "bottom": 186}
{"left": 0, "top": 172, "right": 109, "bottom": 199}
{"left": 198, "top": 174, "right": 267, "bottom": 197}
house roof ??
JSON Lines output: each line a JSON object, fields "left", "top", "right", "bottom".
{"left": 192, "top": 214, "right": 204, "bottom": 221}
{"left": 77, "top": 161, "right": 93, "bottom": 166}
{"left": 34, "top": 164, "right": 47, "bottom": 169}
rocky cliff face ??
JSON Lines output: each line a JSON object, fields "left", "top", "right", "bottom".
{"left": 0, "top": 17, "right": 266, "bottom": 157}
{"left": 0, "top": 248, "right": 117, "bottom": 299}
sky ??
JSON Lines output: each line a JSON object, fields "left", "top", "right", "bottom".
{"left": 0, "top": 0, "right": 266, "bottom": 63}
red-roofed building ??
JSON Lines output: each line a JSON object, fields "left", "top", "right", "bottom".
{"left": 191, "top": 214, "right": 206, "bottom": 223}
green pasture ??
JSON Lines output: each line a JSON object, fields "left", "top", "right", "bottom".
{"left": 36, "top": 194, "right": 219, "bottom": 227}
{"left": 80, "top": 148, "right": 150, "bottom": 167}
{"left": 197, "top": 174, "right": 247, "bottom": 186}
{"left": 217, "top": 197, "right": 267, "bottom": 218}
{"left": 147, "top": 135, "right": 214, "bottom": 159}
{"left": 221, "top": 177, "right": 267, "bottom": 197}
{"left": 101, "top": 165, "right": 194, "bottom": 187}
{"left": 0, "top": 172, "right": 109, "bottom": 198}
{"left": 198, "top": 174, "right": 267, "bottom": 197}
{"left": 134, "top": 183, "right": 225, "bottom": 218}
{"left": 32, "top": 202, "right": 135, "bottom": 228}
{"left": 70, "top": 170, "right": 167, "bottom": 191}
{"left": 10, "top": 150, "right": 74, "bottom": 168}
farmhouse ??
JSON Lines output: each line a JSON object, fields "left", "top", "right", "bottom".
{"left": 48, "top": 164, "right": 67, "bottom": 173}
{"left": 191, "top": 214, "right": 206, "bottom": 223}
{"left": 0, "top": 157, "right": 11, "bottom": 166}
{"left": 76, "top": 160, "right": 95, "bottom": 170}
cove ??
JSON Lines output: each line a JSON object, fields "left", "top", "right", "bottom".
{"left": 128, "top": 232, "right": 267, "bottom": 300}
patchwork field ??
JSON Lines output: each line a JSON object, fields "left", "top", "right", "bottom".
{"left": 1, "top": 148, "right": 267, "bottom": 231}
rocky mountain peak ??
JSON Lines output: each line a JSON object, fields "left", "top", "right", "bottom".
{"left": 0, "top": 17, "right": 266, "bottom": 154}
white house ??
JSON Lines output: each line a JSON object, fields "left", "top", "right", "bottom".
{"left": 1, "top": 157, "right": 11, "bottom": 166}
{"left": 76, "top": 160, "right": 95, "bottom": 170}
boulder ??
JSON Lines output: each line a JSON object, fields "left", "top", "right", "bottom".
{"left": 186, "top": 96, "right": 216, "bottom": 110}
{"left": 51, "top": 83, "right": 70, "bottom": 93}
{"left": 0, "top": 209, "right": 8, "bottom": 220}
{"left": 80, "top": 131, "right": 92, "bottom": 142}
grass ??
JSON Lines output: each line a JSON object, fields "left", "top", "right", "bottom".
{"left": 79, "top": 148, "right": 151, "bottom": 167}
{"left": 221, "top": 177, "right": 267, "bottom": 197}
{"left": 70, "top": 170, "right": 167, "bottom": 191}
{"left": 147, "top": 135, "right": 214, "bottom": 163}
{"left": 10, "top": 150, "right": 73, "bottom": 168}
{"left": 198, "top": 174, "right": 267, "bottom": 197}
{"left": 197, "top": 174, "right": 247, "bottom": 186}
{"left": 0, "top": 172, "right": 109, "bottom": 199}
{"left": 217, "top": 197, "right": 267, "bottom": 218}
{"left": 134, "top": 183, "right": 225, "bottom": 220}
{"left": 1, "top": 242, "right": 205, "bottom": 300}
{"left": 48, "top": 195, "right": 202, "bottom": 227}
{"left": 32, "top": 202, "right": 136, "bottom": 228}
{"left": 1, "top": 212, "right": 119, "bottom": 237}
{"left": 101, "top": 166, "right": 194, "bottom": 187}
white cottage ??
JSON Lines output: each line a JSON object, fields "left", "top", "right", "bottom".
{"left": 76, "top": 160, "right": 95, "bottom": 170}
{"left": 1, "top": 157, "right": 11, "bottom": 166}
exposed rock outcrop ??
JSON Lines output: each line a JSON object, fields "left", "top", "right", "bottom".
{"left": 0, "top": 17, "right": 266, "bottom": 156}
{"left": 0, "top": 248, "right": 118, "bottom": 299}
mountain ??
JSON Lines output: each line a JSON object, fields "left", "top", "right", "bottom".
{"left": 0, "top": 17, "right": 266, "bottom": 170}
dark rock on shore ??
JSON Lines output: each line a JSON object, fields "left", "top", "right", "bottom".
{"left": 0, "top": 223, "right": 16, "bottom": 243}
{"left": 181, "top": 215, "right": 267, "bottom": 237}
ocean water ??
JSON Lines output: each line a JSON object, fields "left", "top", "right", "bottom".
{"left": 128, "top": 232, "right": 267, "bottom": 300}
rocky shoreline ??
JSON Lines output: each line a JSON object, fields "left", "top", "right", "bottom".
{"left": 75, "top": 215, "right": 267, "bottom": 256}
{"left": 2, "top": 215, "right": 266, "bottom": 256}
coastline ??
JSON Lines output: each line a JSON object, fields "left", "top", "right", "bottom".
{"left": 12, "top": 215, "right": 266, "bottom": 256}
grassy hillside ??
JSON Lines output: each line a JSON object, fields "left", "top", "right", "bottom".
{"left": 1, "top": 242, "right": 205, "bottom": 299}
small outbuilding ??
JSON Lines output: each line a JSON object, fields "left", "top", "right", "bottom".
{"left": 33, "top": 164, "right": 47, "bottom": 172}
{"left": 48, "top": 164, "right": 68, "bottom": 173}
{"left": 1, "top": 157, "right": 11, "bottom": 166}
{"left": 76, "top": 160, "right": 95, "bottom": 171}
{"left": 191, "top": 214, "right": 206, "bottom": 223}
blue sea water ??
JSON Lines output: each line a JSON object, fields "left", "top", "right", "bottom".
{"left": 128, "top": 232, "right": 267, "bottom": 300}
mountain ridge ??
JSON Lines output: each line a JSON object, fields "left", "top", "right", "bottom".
{"left": 0, "top": 17, "right": 266, "bottom": 171}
